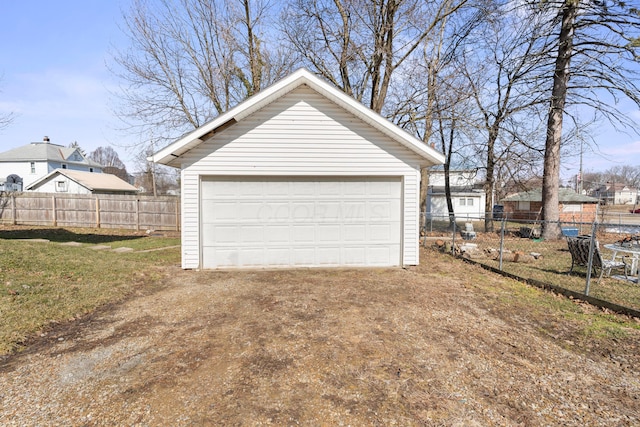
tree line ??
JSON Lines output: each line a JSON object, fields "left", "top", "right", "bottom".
{"left": 111, "top": 0, "right": 640, "bottom": 238}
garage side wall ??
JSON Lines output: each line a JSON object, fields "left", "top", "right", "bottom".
{"left": 180, "top": 86, "right": 425, "bottom": 268}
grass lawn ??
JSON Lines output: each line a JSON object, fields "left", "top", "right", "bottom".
{"left": 449, "top": 231, "right": 640, "bottom": 312}
{"left": 0, "top": 226, "right": 181, "bottom": 354}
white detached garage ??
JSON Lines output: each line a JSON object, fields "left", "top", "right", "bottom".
{"left": 150, "top": 69, "right": 444, "bottom": 269}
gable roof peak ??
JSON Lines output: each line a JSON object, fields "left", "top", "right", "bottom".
{"left": 150, "top": 68, "right": 445, "bottom": 167}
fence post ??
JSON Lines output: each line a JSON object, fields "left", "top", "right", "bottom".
{"left": 136, "top": 198, "right": 140, "bottom": 231}
{"left": 11, "top": 194, "right": 16, "bottom": 225}
{"left": 51, "top": 195, "right": 57, "bottom": 227}
{"left": 584, "top": 221, "right": 598, "bottom": 296}
{"left": 499, "top": 218, "right": 506, "bottom": 271}
{"left": 95, "top": 197, "right": 100, "bottom": 228}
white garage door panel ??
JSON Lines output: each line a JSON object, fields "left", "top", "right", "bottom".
{"left": 201, "top": 177, "right": 401, "bottom": 268}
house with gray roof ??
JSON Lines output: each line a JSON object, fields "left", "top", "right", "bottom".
{"left": 500, "top": 188, "right": 599, "bottom": 223}
{"left": 0, "top": 136, "right": 103, "bottom": 189}
{"left": 25, "top": 169, "right": 138, "bottom": 195}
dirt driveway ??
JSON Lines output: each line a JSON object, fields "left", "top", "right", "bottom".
{"left": 1, "top": 249, "right": 639, "bottom": 426}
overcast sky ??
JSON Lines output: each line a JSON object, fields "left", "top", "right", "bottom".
{"left": 1, "top": 0, "right": 639, "bottom": 181}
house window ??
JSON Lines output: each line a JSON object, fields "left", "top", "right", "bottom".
{"left": 62, "top": 164, "right": 67, "bottom": 169}
{"left": 30, "top": 162, "right": 36, "bottom": 174}
{"left": 517, "top": 201, "right": 530, "bottom": 211}
{"left": 55, "top": 180, "right": 68, "bottom": 192}
{"left": 459, "top": 198, "right": 466, "bottom": 206}
{"left": 563, "top": 204, "right": 581, "bottom": 212}
{"left": 467, "top": 198, "right": 474, "bottom": 206}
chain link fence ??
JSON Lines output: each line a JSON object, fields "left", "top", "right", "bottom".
{"left": 422, "top": 213, "right": 640, "bottom": 316}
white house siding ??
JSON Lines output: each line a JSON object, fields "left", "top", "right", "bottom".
{"left": 28, "top": 176, "right": 92, "bottom": 194}
{"left": 615, "top": 188, "right": 637, "bottom": 205}
{"left": 0, "top": 161, "right": 48, "bottom": 187}
{"left": 179, "top": 85, "right": 425, "bottom": 269}
{"left": 0, "top": 161, "right": 102, "bottom": 188}
{"left": 427, "top": 193, "right": 486, "bottom": 220}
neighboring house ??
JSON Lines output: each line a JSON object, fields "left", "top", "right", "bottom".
{"left": 25, "top": 169, "right": 139, "bottom": 195}
{"left": 0, "top": 137, "right": 103, "bottom": 188}
{"left": 150, "top": 68, "right": 444, "bottom": 269}
{"left": 590, "top": 182, "right": 638, "bottom": 205}
{"left": 501, "top": 188, "right": 599, "bottom": 223}
{"left": 426, "top": 169, "right": 486, "bottom": 220}
{"left": 0, "top": 174, "right": 23, "bottom": 192}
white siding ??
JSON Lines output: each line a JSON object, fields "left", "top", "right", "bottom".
{"left": 0, "top": 161, "right": 102, "bottom": 188}
{"left": 28, "top": 175, "right": 92, "bottom": 194}
{"left": 0, "top": 161, "right": 48, "bottom": 187}
{"left": 427, "top": 193, "right": 486, "bottom": 220}
{"left": 181, "top": 86, "right": 425, "bottom": 269}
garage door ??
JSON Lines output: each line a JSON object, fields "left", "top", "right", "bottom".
{"left": 201, "top": 176, "right": 402, "bottom": 268}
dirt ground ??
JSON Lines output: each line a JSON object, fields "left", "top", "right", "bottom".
{"left": 1, "top": 248, "right": 639, "bottom": 426}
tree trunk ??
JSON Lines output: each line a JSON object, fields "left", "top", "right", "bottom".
{"left": 443, "top": 119, "right": 456, "bottom": 229}
{"left": 542, "top": 0, "right": 578, "bottom": 240}
{"left": 484, "top": 129, "right": 497, "bottom": 232}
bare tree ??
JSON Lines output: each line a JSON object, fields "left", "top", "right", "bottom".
{"left": 133, "top": 145, "right": 180, "bottom": 195}
{"left": 89, "top": 146, "right": 126, "bottom": 169}
{"left": 380, "top": 2, "right": 487, "bottom": 224}
{"left": 282, "top": 0, "right": 468, "bottom": 114}
{"left": 89, "top": 146, "right": 131, "bottom": 182}
{"left": 0, "top": 112, "right": 12, "bottom": 132}
{"left": 0, "top": 76, "right": 14, "bottom": 132}
{"left": 112, "top": 0, "right": 293, "bottom": 146}
{"left": 538, "top": 0, "right": 640, "bottom": 239}
{"left": 454, "top": 3, "right": 554, "bottom": 230}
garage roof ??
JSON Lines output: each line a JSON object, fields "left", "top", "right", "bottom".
{"left": 150, "top": 68, "right": 445, "bottom": 168}
{"left": 26, "top": 169, "right": 138, "bottom": 193}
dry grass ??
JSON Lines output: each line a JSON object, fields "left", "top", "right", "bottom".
{"left": 1, "top": 223, "right": 639, "bottom": 424}
{"left": 0, "top": 226, "right": 180, "bottom": 354}
{"left": 442, "top": 230, "right": 640, "bottom": 312}
{"left": 1, "top": 248, "right": 640, "bottom": 425}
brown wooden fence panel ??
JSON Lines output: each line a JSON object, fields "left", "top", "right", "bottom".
{"left": 14, "top": 193, "right": 54, "bottom": 225}
{"left": 54, "top": 194, "right": 97, "bottom": 227}
{"left": 0, "top": 192, "right": 180, "bottom": 231}
{"left": 0, "top": 195, "right": 15, "bottom": 223}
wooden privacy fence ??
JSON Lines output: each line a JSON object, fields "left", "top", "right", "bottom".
{"left": 0, "top": 192, "right": 180, "bottom": 231}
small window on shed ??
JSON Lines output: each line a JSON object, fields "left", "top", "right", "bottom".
{"left": 62, "top": 163, "right": 67, "bottom": 169}
{"left": 55, "top": 180, "right": 68, "bottom": 192}
{"left": 467, "top": 198, "right": 474, "bottom": 206}
{"left": 517, "top": 201, "right": 530, "bottom": 211}
{"left": 89, "top": 167, "right": 94, "bottom": 173}
{"left": 459, "top": 198, "right": 466, "bottom": 206}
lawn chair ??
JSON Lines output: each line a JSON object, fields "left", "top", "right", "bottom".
{"left": 567, "top": 236, "right": 629, "bottom": 283}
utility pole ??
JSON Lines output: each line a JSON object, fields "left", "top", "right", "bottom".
{"left": 578, "top": 139, "right": 583, "bottom": 194}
